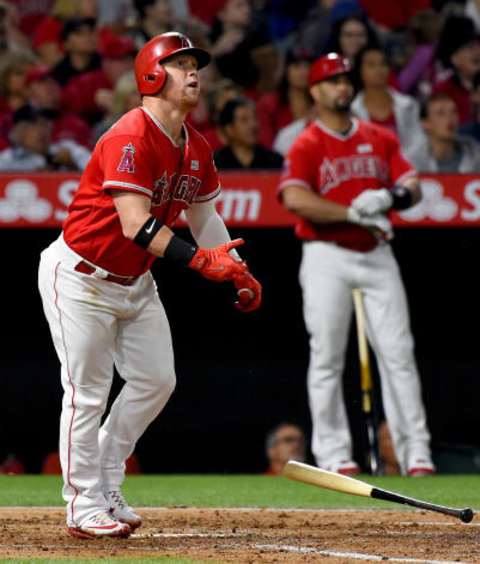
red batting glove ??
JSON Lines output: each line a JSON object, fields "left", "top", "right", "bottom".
{"left": 233, "top": 270, "right": 262, "bottom": 312}
{"left": 188, "top": 239, "right": 247, "bottom": 282}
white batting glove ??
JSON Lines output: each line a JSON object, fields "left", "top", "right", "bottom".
{"left": 351, "top": 188, "right": 393, "bottom": 216}
{"left": 347, "top": 207, "right": 394, "bottom": 241}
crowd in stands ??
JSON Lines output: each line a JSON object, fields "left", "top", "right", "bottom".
{"left": 1, "top": 0, "right": 480, "bottom": 174}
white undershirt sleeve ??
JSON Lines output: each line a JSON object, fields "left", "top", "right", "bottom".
{"left": 185, "top": 199, "right": 241, "bottom": 260}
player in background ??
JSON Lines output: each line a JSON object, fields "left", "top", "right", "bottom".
{"left": 278, "top": 53, "right": 435, "bottom": 478}
{"left": 38, "top": 32, "right": 261, "bottom": 540}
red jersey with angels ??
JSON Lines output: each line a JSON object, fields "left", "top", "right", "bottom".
{"left": 63, "top": 106, "right": 220, "bottom": 276}
{"left": 278, "top": 118, "right": 415, "bottom": 251}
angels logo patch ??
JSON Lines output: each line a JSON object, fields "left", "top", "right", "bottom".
{"left": 117, "top": 143, "right": 136, "bottom": 173}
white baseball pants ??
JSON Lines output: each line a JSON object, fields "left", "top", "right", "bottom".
{"left": 299, "top": 240, "right": 432, "bottom": 473}
{"left": 38, "top": 235, "right": 176, "bottom": 526}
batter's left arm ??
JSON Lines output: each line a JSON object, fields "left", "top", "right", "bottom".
{"left": 185, "top": 200, "right": 262, "bottom": 312}
{"left": 185, "top": 199, "right": 237, "bottom": 252}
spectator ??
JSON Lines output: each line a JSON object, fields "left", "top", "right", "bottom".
{"left": 92, "top": 71, "right": 141, "bottom": 142}
{"left": 201, "top": 78, "right": 244, "bottom": 151}
{"left": 51, "top": 17, "right": 100, "bottom": 87}
{"left": 61, "top": 30, "right": 136, "bottom": 123}
{"left": 273, "top": 111, "right": 313, "bottom": 156}
{"left": 32, "top": 0, "right": 97, "bottom": 68}
{"left": 0, "top": 105, "right": 91, "bottom": 172}
{"left": 0, "top": 454, "right": 25, "bottom": 475}
{"left": 264, "top": 423, "right": 306, "bottom": 476}
{"left": 0, "top": 53, "right": 36, "bottom": 116}
{"left": 130, "top": 0, "right": 205, "bottom": 50}
{"left": 460, "top": 71, "right": 480, "bottom": 142}
{"left": 351, "top": 46, "right": 424, "bottom": 151}
{"left": 406, "top": 92, "right": 480, "bottom": 172}
{"left": 397, "top": 9, "right": 444, "bottom": 99}
{"left": 285, "top": 0, "right": 338, "bottom": 57}
{"left": 26, "top": 65, "right": 92, "bottom": 147}
{"left": 465, "top": 0, "right": 480, "bottom": 34}
{"left": 209, "top": 0, "right": 272, "bottom": 90}
{"left": 323, "top": 14, "right": 379, "bottom": 63}
{"left": 130, "top": 0, "right": 175, "bottom": 48}
{"left": 378, "top": 420, "right": 401, "bottom": 475}
{"left": 256, "top": 47, "right": 314, "bottom": 148}
{"left": 248, "top": 37, "right": 282, "bottom": 99}
{"left": 214, "top": 97, "right": 284, "bottom": 170}
{"left": 0, "top": 0, "right": 32, "bottom": 59}
{"left": 434, "top": 15, "right": 480, "bottom": 125}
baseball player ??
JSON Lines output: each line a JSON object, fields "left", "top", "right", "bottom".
{"left": 38, "top": 32, "right": 261, "bottom": 539}
{"left": 278, "top": 53, "right": 435, "bottom": 477}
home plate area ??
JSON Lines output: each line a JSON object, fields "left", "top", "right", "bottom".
{"left": 0, "top": 507, "right": 478, "bottom": 562}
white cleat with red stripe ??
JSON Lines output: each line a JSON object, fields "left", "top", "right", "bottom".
{"left": 67, "top": 511, "right": 131, "bottom": 539}
{"left": 106, "top": 490, "right": 142, "bottom": 530}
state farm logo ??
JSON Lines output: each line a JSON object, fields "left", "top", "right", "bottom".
{"left": 399, "top": 179, "right": 458, "bottom": 222}
{"left": 0, "top": 180, "right": 52, "bottom": 222}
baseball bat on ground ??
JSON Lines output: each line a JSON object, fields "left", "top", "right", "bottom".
{"left": 352, "top": 288, "right": 382, "bottom": 476}
{"left": 283, "top": 460, "right": 474, "bottom": 523}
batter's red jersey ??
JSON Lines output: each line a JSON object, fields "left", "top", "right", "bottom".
{"left": 63, "top": 106, "right": 220, "bottom": 276}
{"left": 278, "top": 118, "right": 416, "bottom": 251}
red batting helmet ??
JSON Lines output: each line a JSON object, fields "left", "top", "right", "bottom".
{"left": 134, "top": 32, "right": 211, "bottom": 95}
{"left": 308, "top": 53, "right": 352, "bottom": 86}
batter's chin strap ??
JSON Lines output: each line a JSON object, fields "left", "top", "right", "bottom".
{"left": 390, "top": 185, "right": 413, "bottom": 210}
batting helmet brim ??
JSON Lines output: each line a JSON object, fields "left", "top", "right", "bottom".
{"left": 161, "top": 46, "right": 211, "bottom": 70}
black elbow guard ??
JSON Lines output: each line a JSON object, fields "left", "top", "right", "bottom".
{"left": 133, "top": 216, "right": 162, "bottom": 249}
{"left": 391, "top": 185, "right": 413, "bottom": 210}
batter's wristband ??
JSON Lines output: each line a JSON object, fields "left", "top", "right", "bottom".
{"left": 164, "top": 235, "right": 198, "bottom": 266}
{"left": 390, "top": 185, "right": 413, "bottom": 210}
{"left": 133, "top": 216, "right": 162, "bottom": 249}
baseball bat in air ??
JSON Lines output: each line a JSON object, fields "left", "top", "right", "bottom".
{"left": 283, "top": 460, "right": 474, "bottom": 523}
{"left": 352, "top": 288, "right": 382, "bottom": 476}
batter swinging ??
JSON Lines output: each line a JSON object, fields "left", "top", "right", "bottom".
{"left": 38, "top": 32, "right": 261, "bottom": 539}
{"left": 278, "top": 53, "right": 434, "bottom": 477}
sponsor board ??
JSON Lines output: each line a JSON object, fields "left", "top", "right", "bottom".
{"left": 0, "top": 173, "right": 479, "bottom": 228}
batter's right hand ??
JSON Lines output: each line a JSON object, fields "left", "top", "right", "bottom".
{"left": 347, "top": 207, "right": 394, "bottom": 241}
{"left": 233, "top": 270, "right": 262, "bottom": 312}
{"left": 189, "top": 239, "right": 248, "bottom": 282}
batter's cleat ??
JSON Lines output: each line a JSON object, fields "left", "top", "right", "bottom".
{"left": 67, "top": 511, "right": 131, "bottom": 539}
{"left": 407, "top": 459, "right": 436, "bottom": 477}
{"left": 325, "top": 460, "right": 361, "bottom": 476}
{"left": 106, "top": 490, "right": 142, "bottom": 530}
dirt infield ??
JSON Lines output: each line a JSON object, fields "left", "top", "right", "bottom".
{"left": 0, "top": 507, "right": 478, "bottom": 562}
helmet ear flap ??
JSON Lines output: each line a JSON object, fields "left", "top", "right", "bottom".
{"left": 141, "top": 65, "right": 166, "bottom": 95}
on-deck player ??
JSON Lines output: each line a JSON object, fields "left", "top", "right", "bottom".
{"left": 38, "top": 32, "right": 261, "bottom": 539}
{"left": 278, "top": 53, "right": 435, "bottom": 477}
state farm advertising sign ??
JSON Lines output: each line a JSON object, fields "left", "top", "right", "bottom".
{"left": 0, "top": 172, "right": 479, "bottom": 228}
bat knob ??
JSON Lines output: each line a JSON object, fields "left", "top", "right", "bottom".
{"left": 460, "top": 508, "right": 474, "bottom": 523}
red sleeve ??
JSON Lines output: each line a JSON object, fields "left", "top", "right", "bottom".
{"left": 194, "top": 154, "right": 221, "bottom": 202}
{"left": 277, "top": 138, "right": 317, "bottom": 197}
{"left": 101, "top": 135, "right": 155, "bottom": 199}
{"left": 383, "top": 129, "right": 416, "bottom": 184}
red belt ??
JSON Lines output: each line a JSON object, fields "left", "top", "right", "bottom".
{"left": 74, "top": 261, "right": 138, "bottom": 286}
